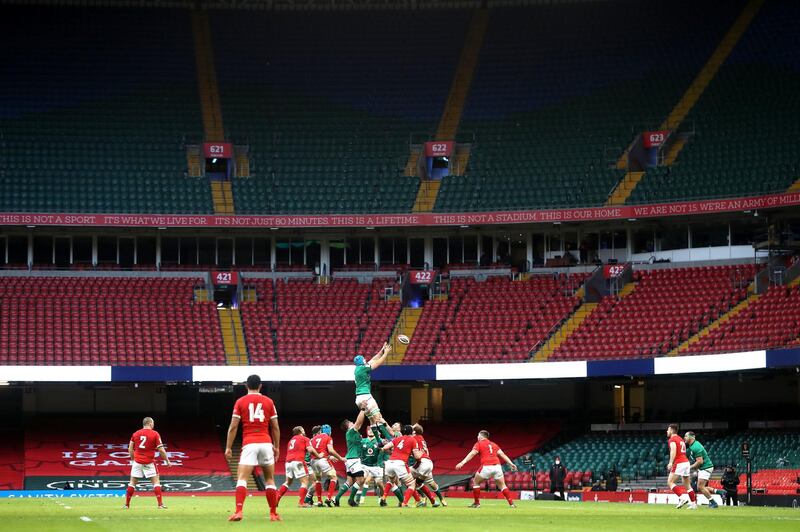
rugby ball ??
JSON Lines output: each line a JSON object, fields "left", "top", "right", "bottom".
{"left": 397, "top": 334, "right": 410, "bottom": 345}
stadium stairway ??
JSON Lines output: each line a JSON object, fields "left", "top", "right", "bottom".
{"left": 219, "top": 308, "right": 249, "bottom": 365}
{"left": 669, "top": 291, "right": 760, "bottom": 355}
{"left": 388, "top": 307, "right": 423, "bottom": 365}
{"left": 606, "top": 0, "right": 765, "bottom": 206}
{"left": 210, "top": 180, "right": 235, "bottom": 215}
{"left": 531, "top": 302, "right": 598, "bottom": 362}
{"left": 410, "top": 8, "right": 488, "bottom": 213}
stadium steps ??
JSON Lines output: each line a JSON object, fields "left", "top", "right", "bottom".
{"left": 219, "top": 308, "right": 249, "bottom": 365}
{"left": 451, "top": 145, "right": 471, "bottom": 177}
{"left": 787, "top": 178, "right": 800, "bottom": 193}
{"left": 192, "top": 10, "right": 225, "bottom": 142}
{"left": 606, "top": 171, "right": 645, "bottom": 206}
{"left": 669, "top": 292, "right": 760, "bottom": 355}
{"left": 187, "top": 150, "right": 203, "bottom": 178}
{"left": 241, "top": 288, "right": 257, "bottom": 303}
{"left": 194, "top": 288, "right": 212, "bottom": 302}
{"left": 662, "top": 136, "right": 689, "bottom": 166}
{"left": 211, "top": 181, "right": 235, "bottom": 214}
{"left": 411, "top": 180, "right": 442, "bottom": 213}
{"left": 532, "top": 302, "right": 599, "bottom": 362}
{"left": 235, "top": 151, "right": 250, "bottom": 178}
{"left": 388, "top": 307, "right": 423, "bottom": 365}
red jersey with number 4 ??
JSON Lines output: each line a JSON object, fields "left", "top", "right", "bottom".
{"left": 130, "top": 428, "right": 163, "bottom": 465}
{"left": 414, "top": 435, "right": 431, "bottom": 461}
{"left": 389, "top": 435, "right": 418, "bottom": 462}
{"left": 472, "top": 439, "right": 501, "bottom": 466}
{"left": 286, "top": 434, "right": 311, "bottom": 462}
{"left": 668, "top": 434, "right": 689, "bottom": 464}
{"left": 311, "top": 434, "right": 332, "bottom": 458}
{"left": 232, "top": 393, "right": 278, "bottom": 446}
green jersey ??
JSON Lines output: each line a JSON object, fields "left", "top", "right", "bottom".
{"left": 377, "top": 449, "right": 389, "bottom": 467}
{"left": 345, "top": 427, "right": 363, "bottom": 460}
{"left": 361, "top": 437, "right": 382, "bottom": 467}
{"left": 688, "top": 440, "right": 714, "bottom": 470}
{"left": 354, "top": 365, "right": 372, "bottom": 396}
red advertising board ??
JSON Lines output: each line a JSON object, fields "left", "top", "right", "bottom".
{"left": 203, "top": 142, "right": 233, "bottom": 159}
{"left": 582, "top": 491, "right": 649, "bottom": 503}
{"left": 1, "top": 192, "right": 799, "bottom": 228}
{"left": 603, "top": 264, "right": 627, "bottom": 279}
{"left": 424, "top": 141, "right": 455, "bottom": 157}
{"left": 212, "top": 271, "right": 238, "bottom": 285}
{"left": 409, "top": 270, "right": 436, "bottom": 284}
{"left": 642, "top": 130, "right": 670, "bottom": 148}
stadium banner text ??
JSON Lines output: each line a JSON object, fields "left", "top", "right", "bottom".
{"left": 1, "top": 192, "right": 799, "bottom": 228}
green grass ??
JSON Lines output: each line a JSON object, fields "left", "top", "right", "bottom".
{"left": 1, "top": 496, "right": 799, "bottom": 531}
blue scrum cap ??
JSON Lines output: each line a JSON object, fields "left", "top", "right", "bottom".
{"left": 321, "top": 424, "right": 331, "bottom": 435}
{"left": 354, "top": 355, "right": 366, "bottom": 366}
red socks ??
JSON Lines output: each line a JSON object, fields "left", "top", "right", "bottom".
{"left": 315, "top": 481, "right": 323, "bottom": 502}
{"left": 298, "top": 486, "right": 307, "bottom": 505}
{"left": 235, "top": 485, "right": 247, "bottom": 513}
{"left": 402, "top": 485, "right": 415, "bottom": 505}
{"left": 125, "top": 485, "right": 134, "bottom": 506}
{"left": 671, "top": 485, "right": 685, "bottom": 497}
{"left": 473, "top": 486, "right": 481, "bottom": 505}
{"left": 501, "top": 488, "right": 513, "bottom": 505}
{"left": 265, "top": 486, "right": 278, "bottom": 515}
{"left": 687, "top": 489, "right": 696, "bottom": 503}
{"left": 277, "top": 484, "right": 288, "bottom": 499}
{"left": 327, "top": 480, "right": 337, "bottom": 500}
{"left": 153, "top": 485, "right": 163, "bottom": 506}
{"left": 421, "top": 485, "right": 436, "bottom": 503}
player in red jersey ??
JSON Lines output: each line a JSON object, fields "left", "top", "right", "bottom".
{"left": 124, "top": 417, "right": 171, "bottom": 509}
{"left": 309, "top": 424, "right": 344, "bottom": 506}
{"left": 455, "top": 430, "right": 518, "bottom": 508}
{"left": 277, "top": 426, "right": 320, "bottom": 508}
{"left": 225, "top": 374, "right": 282, "bottom": 522}
{"left": 381, "top": 424, "right": 424, "bottom": 507}
{"left": 411, "top": 423, "right": 446, "bottom": 507}
{"left": 666, "top": 423, "right": 697, "bottom": 510}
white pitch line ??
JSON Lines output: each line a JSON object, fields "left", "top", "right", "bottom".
{"left": 80, "top": 516, "right": 92, "bottom": 522}
{"left": 64, "top": 505, "right": 72, "bottom": 509}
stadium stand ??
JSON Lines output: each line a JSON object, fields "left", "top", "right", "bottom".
{"left": 549, "top": 265, "right": 758, "bottom": 361}
{"left": 435, "top": 1, "right": 747, "bottom": 212}
{"left": 630, "top": 0, "right": 800, "bottom": 203}
{"left": 0, "top": 432, "right": 24, "bottom": 490}
{"left": 0, "top": 276, "right": 225, "bottom": 365}
{"left": 0, "top": 6, "right": 211, "bottom": 214}
{"left": 210, "top": 10, "right": 469, "bottom": 214}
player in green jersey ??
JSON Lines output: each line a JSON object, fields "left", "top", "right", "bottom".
{"left": 334, "top": 411, "right": 367, "bottom": 507}
{"left": 685, "top": 431, "right": 720, "bottom": 509}
{"left": 353, "top": 342, "right": 393, "bottom": 440}
{"left": 357, "top": 426, "right": 389, "bottom": 506}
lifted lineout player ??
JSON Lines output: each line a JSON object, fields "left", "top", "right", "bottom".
{"left": 455, "top": 430, "right": 518, "bottom": 508}
{"left": 124, "top": 417, "right": 171, "bottom": 510}
{"left": 225, "top": 374, "right": 282, "bottom": 522}
{"left": 277, "top": 426, "right": 320, "bottom": 508}
{"left": 666, "top": 424, "right": 697, "bottom": 510}
{"left": 354, "top": 342, "right": 394, "bottom": 441}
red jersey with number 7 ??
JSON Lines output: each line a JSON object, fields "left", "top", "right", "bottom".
{"left": 232, "top": 393, "right": 278, "bottom": 446}
{"left": 668, "top": 434, "right": 689, "bottom": 464}
{"left": 472, "top": 439, "right": 501, "bottom": 466}
{"left": 286, "top": 434, "right": 311, "bottom": 462}
{"left": 311, "top": 433, "right": 332, "bottom": 458}
{"left": 389, "top": 435, "right": 418, "bottom": 462}
{"left": 130, "top": 428, "right": 164, "bottom": 465}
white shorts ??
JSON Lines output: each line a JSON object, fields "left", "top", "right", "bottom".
{"left": 364, "top": 465, "right": 383, "bottom": 480}
{"left": 240, "top": 443, "right": 275, "bottom": 467}
{"left": 345, "top": 458, "right": 364, "bottom": 476}
{"left": 697, "top": 468, "right": 713, "bottom": 481}
{"left": 355, "top": 394, "right": 380, "bottom": 415}
{"left": 478, "top": 464, "right": 504, "bottom": 481}
{"left": 285, "top": 460, "right": 309, "bottom": 480}
{"left": 411, "top": 458, "right": 434, "bottom": 481}
{"left": 671, "top": 461, "right": 691, "bottom": 477}
{"left": 130, "top": 461, "right": 158, "bottom": 479}
{"left": 384, "top": 459, "right": 411, "bottom": 481}
{"left": 311, "top": 457, "right": 333, "bottom": 475}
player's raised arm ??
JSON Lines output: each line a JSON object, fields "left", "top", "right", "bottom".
{"left": 225, "top": 415, "right": 241, "bottom": 460}
{"left": 455, "top": 449, "right": 478, "bottom": 470}
{"left": 368, "top": 342, "right": 392, "bottom": 370}
{"left": 270, "top": 417, "right": 281, "bottom": 462}
{"left": 353, "top": 410, "right": 366, "bottom": 431}
{"left": 381, "top": 440, "right": 394, "bottom": 452}
{"left": 497, "top": 449, "right": 518, "bottom": 472}
{"left": 327, "top": 442, "right": 343, "bottom": 462}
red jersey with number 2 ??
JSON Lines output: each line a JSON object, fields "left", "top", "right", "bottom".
{"left": 232, "top": 393, "right": 278, "bottom": 446}
{"left": 389, "top": 435, "right": 418, "bottom": 462}
{"left": 472, "top": 439, "right": 501, "bottom": 466}
{"left": 668, "top": 434, "right": 689, "bottom": 464}
{"left": 130, "top": 428, "right": 163, "bottom": 465}
{"left": 286, "top": 434, "right": 311, "bottom": 462}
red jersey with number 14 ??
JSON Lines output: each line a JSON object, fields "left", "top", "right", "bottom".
{"left": 232, "top": 393, "right": 278, "bottom": 446}
{"left": 286, "top": 434, "right": 311, "bottom": 462}
{"left": 389, "top": 435, "right": 418, "bottom": 462}
{"left": 472, "top": 438, "right": 501, "bottom": 466}
{"left": 668, "top": 434, "right": 689, "bottom": 464}
{"left": 130, "top": 428, "right": 164, "bottom": 465}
